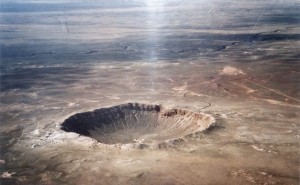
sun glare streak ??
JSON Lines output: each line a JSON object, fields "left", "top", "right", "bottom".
{"left": 145, "top": 0, "right": 166, "bottom": 62}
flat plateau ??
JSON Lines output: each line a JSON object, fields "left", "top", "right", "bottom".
{"left": 0, "top": 0, "right": 299, "bottom": 184}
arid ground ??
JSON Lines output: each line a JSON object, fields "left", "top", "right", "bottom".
{"left": 0, "top": 0, "right": 299, "bottom": 184}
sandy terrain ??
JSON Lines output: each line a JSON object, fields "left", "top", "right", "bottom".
{"left": 0, "top": 0, "right": 299, "bottom": 184}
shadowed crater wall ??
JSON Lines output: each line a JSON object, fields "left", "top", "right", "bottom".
{"left": 60, "top": 103, "right": 215, "bottom": 145}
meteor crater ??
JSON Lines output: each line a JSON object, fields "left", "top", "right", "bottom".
{"left": 61, "top": 103, "right": 215, "bottom": 145}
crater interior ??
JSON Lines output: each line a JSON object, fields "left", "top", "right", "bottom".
{"left": 61, "top": 103, "right": 215, "bottom": 144}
